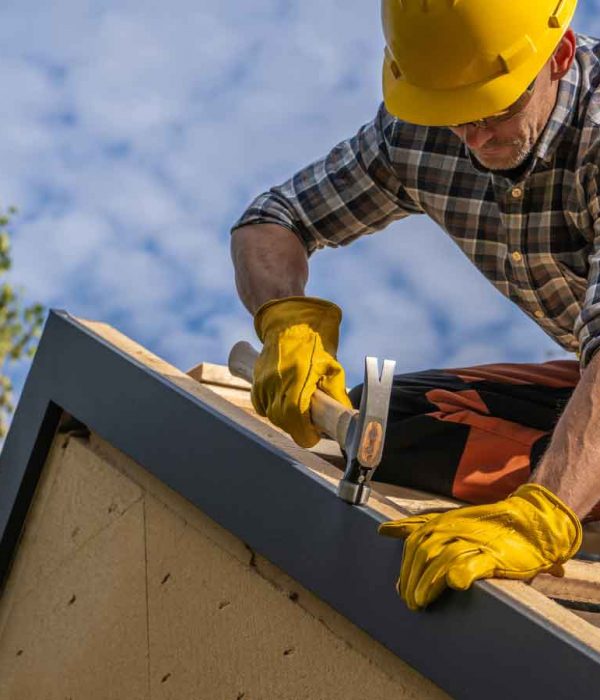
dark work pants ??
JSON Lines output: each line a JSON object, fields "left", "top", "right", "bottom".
{"left": 348, "top": 359, "right": 598, "bottom": 516}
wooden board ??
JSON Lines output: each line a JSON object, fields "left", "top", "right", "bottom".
{"left": 531, "top": 559, "right": 600, "bottom": 607}
{"left": 187, "top": 361, "right": 252, "bottom": 390}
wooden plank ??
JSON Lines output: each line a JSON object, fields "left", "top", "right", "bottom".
{"left": 568, "top": 609, "right": 600, "bottom": 629}
{"left": 186, "top": 361, "right": 251, "bottom": 390}
{"left": 531, "top": 560, "right": 600, "bottom": 630}
{"left": 531, "top": 560, "right": 600, "bottom": 605}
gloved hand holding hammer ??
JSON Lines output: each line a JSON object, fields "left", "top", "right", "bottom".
{"left": 252, "top": 296, "right": 352, "bottom": 448}
{"left": 230, "top": 223, "right": 353, "bottom": 448}
{"left": 230, "top": 223, "right": 396, "bottom": 508}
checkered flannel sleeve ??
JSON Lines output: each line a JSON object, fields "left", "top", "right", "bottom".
{"left": 574, "top": 159, "right": 600, "bottom": 369}
{"left": 231, "top": 103, "right": 424, "bottom": 255}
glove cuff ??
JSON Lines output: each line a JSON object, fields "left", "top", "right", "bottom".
{"left": 254, "top": 296, "right": 343, "bottom": 347}
{"left": 512, "top": 483, "right": 583, "bottom": 560}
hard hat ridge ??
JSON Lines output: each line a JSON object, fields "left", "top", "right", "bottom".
{"left": 396, "top": 0, "right": 462, "bottom": 12}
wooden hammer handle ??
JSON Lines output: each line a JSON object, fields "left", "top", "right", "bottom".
{"left": 228, "top": 341, "right": 357, "bottom": 446}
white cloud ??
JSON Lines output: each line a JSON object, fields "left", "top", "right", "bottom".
{"left": 0, "top": 0, "right": 592, "bottom": 421}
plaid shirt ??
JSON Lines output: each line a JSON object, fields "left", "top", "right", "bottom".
{"left": 232, "top": 34, "right": 600, "bottom": 369}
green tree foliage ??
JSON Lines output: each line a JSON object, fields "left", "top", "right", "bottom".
{"left": 0, "top": 205, "right": 44, "bottom": 437}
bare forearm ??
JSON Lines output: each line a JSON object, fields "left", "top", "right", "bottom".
{"left": 531, "top": 352, "right": 600, "bottom": 519}
{"left": 230, "top": 224, "right": 309, "bottom": 314}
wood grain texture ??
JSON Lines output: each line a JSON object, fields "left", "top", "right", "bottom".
{"left": 186, "top": 361, "right": 252, "bottom": 391}
{"left": 531, "top": 560, "right": 600, "bottom": 604}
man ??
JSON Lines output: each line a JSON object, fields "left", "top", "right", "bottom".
{"left": 230, "top": 0, "right": 595, "bottom": 611}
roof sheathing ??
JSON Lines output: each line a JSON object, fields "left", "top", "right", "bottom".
{"left": 1, "top": 309, "right": 600, "bottom": 700}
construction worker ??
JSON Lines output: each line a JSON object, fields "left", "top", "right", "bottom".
{"left": 230, "top": 1, "right": 593, "bottom": 610}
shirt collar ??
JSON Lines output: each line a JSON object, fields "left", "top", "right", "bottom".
{"left": 533, "top": 57, "right": 580, "bottom": 164}
{"left": 462, "top": 58, "right": 581, "bottom": 178}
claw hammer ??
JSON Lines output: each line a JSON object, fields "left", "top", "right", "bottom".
{"left": 228, "top": 341, "right": 396, "bottom": 506}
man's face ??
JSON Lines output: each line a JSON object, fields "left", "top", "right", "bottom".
{"left": 448, "top": 62, "right": 559, "bottom": 171}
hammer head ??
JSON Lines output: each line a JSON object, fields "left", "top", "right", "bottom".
{"left": 337, "top": 356, "right": 396, "bottom": 505}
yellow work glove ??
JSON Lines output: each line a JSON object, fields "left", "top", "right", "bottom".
{"left": 252, "top": 296, "right": 352, "bottom": 448}
{"left": 378, "top": 483, "right": 582, "bottom": 611}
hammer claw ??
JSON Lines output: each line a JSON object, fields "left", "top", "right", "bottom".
{"left": 228, "top": 339, "right": 396, "bottom": 507}
{"left": 338, "top": 355, "right": 396, "bottom": 505}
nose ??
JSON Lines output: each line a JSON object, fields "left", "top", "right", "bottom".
{"left": 454, "top": 124, "right": 495, "bottom": 150}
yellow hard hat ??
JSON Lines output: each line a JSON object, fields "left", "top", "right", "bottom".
{"left": 381, "top": 0, "right": 578, "bottom": 126}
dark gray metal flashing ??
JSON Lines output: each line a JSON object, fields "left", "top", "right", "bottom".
{"left": 1, "top": 309, "right": 599, "bottom": 699}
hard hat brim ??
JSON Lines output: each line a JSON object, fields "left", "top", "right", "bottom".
{"left": 383, "top": 59, "right": 540, "bottom": 127}
{"left": 382, "top": 19, "right": 574, "bottom": 127}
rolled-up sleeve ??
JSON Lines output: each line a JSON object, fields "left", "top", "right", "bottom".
{"left": 230, "top": 103, "right": 424, "bottom": 255}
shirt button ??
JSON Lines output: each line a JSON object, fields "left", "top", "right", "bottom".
{"left": 534, "top": 309, "right": 545, "bottom": 319}
{"left": 511, "top": 187, "right": 524, "bottom": 199}
{"left": 511, "top": 251, "right": 523, "bottom": 263}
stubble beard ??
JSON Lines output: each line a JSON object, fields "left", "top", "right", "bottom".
{"left": 473, "top": 134, "right": 535, "bottom": 171}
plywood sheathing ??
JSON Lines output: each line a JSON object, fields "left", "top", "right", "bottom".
{"left": 0, "top": 431, "right": 143, "bottom": 618}
{"left": 0, "top": 437, "right": 148, "bottom": 699}
{"left": 0, "top": 431, "right": 449, "bottom": 700}
{"left": 98, "top": 431, "right": 450, "bottom": 699}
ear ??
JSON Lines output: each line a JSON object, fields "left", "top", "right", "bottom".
{"left": 550, "top": 28, "right": 576, "bottom": 81}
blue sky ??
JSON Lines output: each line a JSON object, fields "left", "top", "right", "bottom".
{"left": 2, "top": 1, "right": 599, "bottom": 418}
